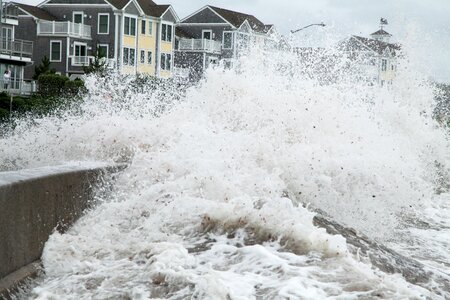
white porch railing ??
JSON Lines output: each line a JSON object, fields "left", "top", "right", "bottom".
{"left": 173, "top": 67, "right": 189, "bottom": 78}
{"left": 71, "top": 56, "right": 92, "bottom": 66}
{"left": 37, "top": 21, "right": 91, "bottom": 39}
{"left": 0, "top": 79, "right": 37, "bottom": 95}
{"left": 0, "top": 38, "right": 33, "bottom": 59}
{"left": 178, "top": 38, "right": 222, "bottom": 53}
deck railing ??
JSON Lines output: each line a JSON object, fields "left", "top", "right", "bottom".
{"left": 178, "top": 38, "right": 222, "bottom": 53}
{"left": 0, "top": 38, "right": 33, "bottom": 59}
{"left": 37, "top": 21, "right": 91, "bottom": 39}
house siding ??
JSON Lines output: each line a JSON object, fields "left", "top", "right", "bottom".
{"left": 182, "top": 8, "right": 227, "bottom": 24}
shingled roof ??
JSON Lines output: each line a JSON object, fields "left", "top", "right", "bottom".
{"left": 12, "top": 2, "right": 56, "bottom": 20}
{"left": 349, "top": 35, "right": 401, "bottom": 55}
{"left": 106, "top": 0, "right": 132, "bottom": 9}
{"left": 208, "top": 6, "right": 267, "bottom": 33}
{"left": 370, "top": 29, "right": 392, "bottom": 36}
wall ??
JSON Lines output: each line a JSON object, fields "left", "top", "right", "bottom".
{"left": 0, "top": 163, "right": 124, "bottom": 297}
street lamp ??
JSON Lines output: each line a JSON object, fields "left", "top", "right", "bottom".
{"left": 291, "top": 22, "right": 325, "bottom": 34}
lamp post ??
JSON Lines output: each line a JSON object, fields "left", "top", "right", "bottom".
{"left": 291, "top": 22, "right": 325, "bottom": 34}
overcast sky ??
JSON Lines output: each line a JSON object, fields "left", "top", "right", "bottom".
{"left": 18, "top": 0, "right": 450, "bottom": 82}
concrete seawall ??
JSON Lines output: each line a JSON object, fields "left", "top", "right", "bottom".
{"left": 0, "top": 163, "right": 124, "bottom": 297}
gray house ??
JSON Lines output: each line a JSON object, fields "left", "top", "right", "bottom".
{"left": 0, "top": 3, "right": 34, "bottom": 94}
{"left": 11, "top": 0, "right": 177, "bottom": 79}
{"left": 174, "top": 5, "right": 277, "bottom": 80}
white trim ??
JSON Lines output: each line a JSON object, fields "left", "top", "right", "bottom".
{"left": 98, "top": 43, "right": 109, "bottom": 58}
{"left": 176, "top": 23, "right": 233, "bottom": 26}
{"left": 161, "top": 6, "right": 179, "bottom": 22}
{"left": 140, "top": 18, "right": 147, "bottom": 35}
{"left": 123, "top": 0, "right": 144, "bottom": 15}
{"left": 147, "top": 19, "right": 153, "bottom": 36}
{"left": 123, "top": 14, "right": 137, "bottom": 36}
{"left": 97, "top": 13, "right": 110, "bottom": 35}
{"left": 72, "top": 11, "right": 84, "bottom": 24}
{"left": 49, "top": 40, "right": 62, "bottom": 62}
{"left": 202, "top": 29, "right": 212, "bottom": 40}
{"left": 139, "top": 49, "right": 145, "bottom": 64}
{"left": 161, "top": 22, "right": 173, "bottom": 43}
{"left": 238, "top": 20, "right": 252, "bottom": 33}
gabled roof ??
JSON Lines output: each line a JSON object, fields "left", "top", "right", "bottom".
{"left": 12, "top": 2, "right": 56, "bottom": 20}
{"left": 208, "top": 6, "right": 267, "bottom": 33}
{"left": 136, "top": 0, "right": 171, "bottom": 18}
{"left": 263, "top": 24, "right": 274, "bottom": 33}
{"left": 346, "top": 35, "right": 400, "bottom": 55}
{"left": 105, "top": 0, "right": 131, "bottom": 9}
{"left": 40, "top": 0, "right": 106, "bottom": 4}
{"left": 370, "top": 29, "right": 392, "bottom": 36}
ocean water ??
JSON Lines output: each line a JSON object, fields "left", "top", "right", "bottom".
{"left": 1, "top": 46, "right": 449, "bottom": 299}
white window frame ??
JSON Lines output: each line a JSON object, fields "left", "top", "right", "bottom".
{"left": 124, "top": 15, "right": 137, "bottom": 36}
{"left": 140, "top": 49, "right": 145, "bottom": 64}
{"left": 98, "top": 43, "right": 109, "bottom": 58}
{"left": 161, "top": 22, "right": 173, "bottom": 42}
{"left": 49, "top": 40, "right": 62, "bottom": 62}
{"left": 147, "top": 50, "right": 152, "bottom": 65}
{"left": 123, "top": 47, "right": 136, "bottom": 66}
{"left": 222, "top": 31, "right": 233, "bottom": 49}
{"left": 148, "top": 20, "right": 153, "bottom": 36}
{"left": 202, "top": 29, "right": 212, "bottom": 40}
{"left": 73, "top": 11, "right": 84, "bottom": 24}
{"left": 141, "top": 19, "right": 146, "bottom": 35}
{"left": 98, "top": 13, "right": 110, "bottom": 35}
{"left": 160, "top": 52, "right": 172, "bottom": 71}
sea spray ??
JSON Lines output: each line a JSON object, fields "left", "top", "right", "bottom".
{"left": 1, "top": 44, "right": 449, "bottom": 298}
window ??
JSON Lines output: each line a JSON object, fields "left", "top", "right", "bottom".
{"left": 223, "top": 32, "right": 233, "bottom": 49}
{"left": 140, "top": 50, "right": 145, "bottom": 63}
{"left": 147, "top": 51, "right": 152, "bottom": 64}
{"left": 98, "top": 14, "right": 109, "bottom": 34}
{"left": 98, "top": 44, "right": 108, "bottom": 58}
{"left": 123, "top": 47, "right": 129, "bottom": 65}
{"left": 160, "top": 53, "right": 171, "bottom": 71}
{"left": 141, "top": 20, "right": 146, "bottom": 35}
{"left": 129, "top": 48, "right": 135, "bottom": 65}
{"left": 202, "top": 30, "right": 212, "bottom": 40}
{"left": 381, "top": 59, "right": 387, "bottom": 71}
{"left": 124, "top": 16, "right": 136, "bottom": 36}
{"left": 391, "top": 64, "right": 395, "bottom": 71}
{"left": 148, "top": 21, "right": 153, "bottom": 35}
{"left": 123, "top": 47, "right": 135, "bottom": 65}
{"left": 73, "top": 12, "right": 83, "bottom": 24}
{"left": 50, "top": 41, "right": 61, "bottom": 62}
{"left": 161, "top": 24, "right": 172, "bottom": 42}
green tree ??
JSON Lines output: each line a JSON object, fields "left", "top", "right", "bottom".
{"left": 83, "top": 47, "right": 108, "bottom": 76}
{"left": 33, "top": 56, "right": 56, "bottom": 80}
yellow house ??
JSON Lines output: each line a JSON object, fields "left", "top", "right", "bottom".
{"left": 108, "top": 0, "right": 178, "bottom": 78}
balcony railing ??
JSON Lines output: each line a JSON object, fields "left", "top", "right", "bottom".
{"left": 178, "top": 38, "right": 222, "bottom": 53}
{"left": 0, "top": 38, "right": 33, "bottom": 59}
{"left": 71, "top": 56, "right": 93, "bottom": 66}
{"left": 37, "top": 21, "right": 91, "bottom": 39}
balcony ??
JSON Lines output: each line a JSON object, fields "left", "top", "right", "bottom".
{"left": 0, "top": 38, "right": 33, "bottom": 60}
{"left": 37, "top": 21, "right": 91, "bottom": 39}
{"left": 177, "top": 38, "right": 222, "bottom": 54}
{"left": 70, "top": 56, "right": 92, "bottom": 66}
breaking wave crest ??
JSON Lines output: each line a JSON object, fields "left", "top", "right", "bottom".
{"left": 1, "top": 45, "right": 449, "bottom": 299}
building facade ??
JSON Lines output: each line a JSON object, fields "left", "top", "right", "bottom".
{"left": 338, "top": 28, "right": 401, "bottom": 86}
{"left": 0, "top": 3, "right": 34, "bottom": 94}
{"left": 11, "top": 0, "right": 177, "bottom": 79}
{"left": 174, "top": 5, "right": 277, "bottom": 80}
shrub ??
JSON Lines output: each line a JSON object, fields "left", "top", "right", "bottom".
{"left": 38, "top": 74, "right": 69, "bottom": 98}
